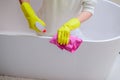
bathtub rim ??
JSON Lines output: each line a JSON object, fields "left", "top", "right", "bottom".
{"left": 104, "top": 0, "right": 120, "bottom": 8}
{"left": 0, "top": 32, "right": 120, "bottom": 43}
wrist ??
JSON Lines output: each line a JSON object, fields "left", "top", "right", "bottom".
{"left": 76, "top": 11, "right": 92, "bottom": 23}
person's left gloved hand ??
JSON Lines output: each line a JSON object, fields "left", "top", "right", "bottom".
{"left": 57, "top": 18, "right": 81, "bottom": 45}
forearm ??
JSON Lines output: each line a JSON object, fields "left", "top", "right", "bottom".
{"left": 76, "top": 11, "right": 92, "bottom": 23}
{"left": 19, "top": 0, "right": 30, "bottom": 4}
{"left": 77, "top": 0, "right": 97, "bottom": 23}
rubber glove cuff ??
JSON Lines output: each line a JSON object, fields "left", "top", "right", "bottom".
{"left": 64, "top": 18, "right": 81, "bottom": 30}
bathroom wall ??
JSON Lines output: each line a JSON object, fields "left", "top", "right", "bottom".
{"left": 111, "top": 0, "right": 120, "bottom": 4}
{"left": 0, "top": 0, "right": 40, "bottom": 34}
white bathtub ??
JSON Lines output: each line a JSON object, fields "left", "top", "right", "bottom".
{"left": 0, "top": 0, "right": 120, "bottom": 80}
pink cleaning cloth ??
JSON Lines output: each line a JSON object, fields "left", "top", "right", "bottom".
{"left": 49, "top": 34, "right": 83, "bottom": 53}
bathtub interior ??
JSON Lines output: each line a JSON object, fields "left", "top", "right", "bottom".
{"left": 0, "top": 0, "right": 120, "bottom": 40}
{"left": 81, "top": 0, "right": 120, "bottom": 40}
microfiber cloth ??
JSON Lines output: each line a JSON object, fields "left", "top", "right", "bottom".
{"left": 50, "top": 34, "right": 83, "bottom": 53}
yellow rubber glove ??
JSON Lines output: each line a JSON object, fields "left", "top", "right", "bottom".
{"left": 21, "top": 2, "right": 46, "bottom": 32}
{"left": 58, "top": 18, "right": 81, "bottom": 45}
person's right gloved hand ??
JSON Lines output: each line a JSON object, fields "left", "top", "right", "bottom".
{"left": 21, "top": 2, "right": 46, "bottom": 33}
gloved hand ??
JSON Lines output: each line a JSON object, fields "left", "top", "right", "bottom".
{"left": 21, "top": 2, "right": 46, "bottom": 32}
{"left": 57, "top": 18, "right": 81, "bottom": 45}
